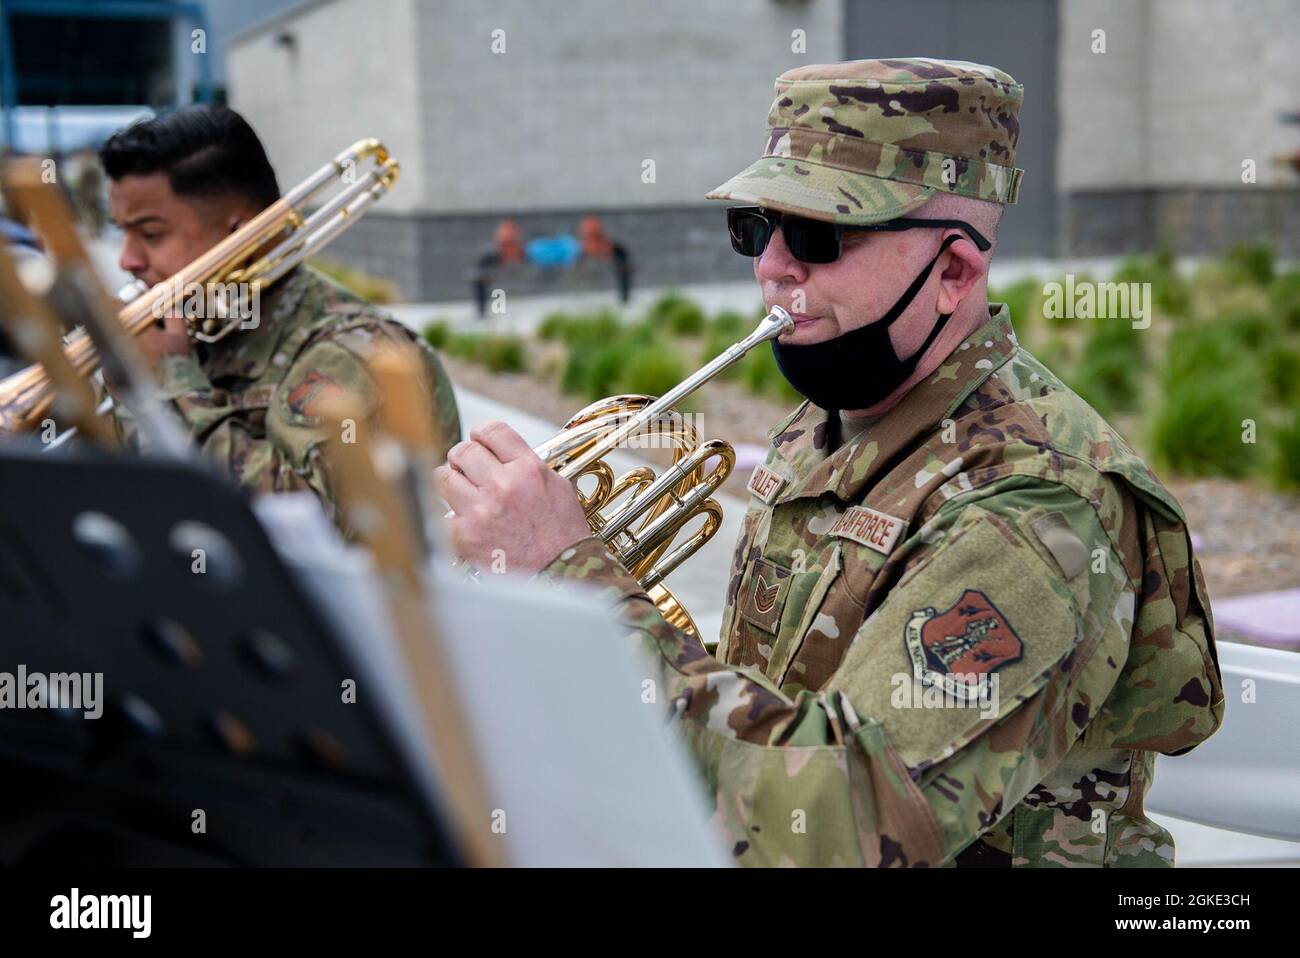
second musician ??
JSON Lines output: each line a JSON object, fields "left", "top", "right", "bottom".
{"left": 100, "top": 105, "right": 460, "bottom": 529}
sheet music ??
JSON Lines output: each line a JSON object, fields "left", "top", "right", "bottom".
{"left": 254, "top": 493, "right": 727, "bottom": 867}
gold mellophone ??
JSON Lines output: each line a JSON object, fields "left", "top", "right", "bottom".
{"left": 532, "top": 305, "right": 793, "bottom": 644}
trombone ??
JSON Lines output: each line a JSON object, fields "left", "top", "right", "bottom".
{"left": 0, "top": 139, "right": 399, "bottom": 437}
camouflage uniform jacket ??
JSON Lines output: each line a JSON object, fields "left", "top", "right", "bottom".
{"left": 112, "top": 266, "right": 460, "bottom": 529}
{"left": 543, "top": 304, "right": 1224, "bottom": 867}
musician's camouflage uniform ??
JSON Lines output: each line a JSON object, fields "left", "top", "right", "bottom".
{"left": 541, "top": 59, "right": 1223, "bottom": 867}
{"left": 112, "top": 265, "right": 460, "bottom": 529}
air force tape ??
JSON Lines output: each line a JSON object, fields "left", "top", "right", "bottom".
{"left": 830, "top": 505, "right": 906, "bottom": 556}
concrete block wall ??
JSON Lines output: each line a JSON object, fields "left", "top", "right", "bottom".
{"left": 1058, "top": 0, "right": 1300, "bottom": 255}
{"left": 228, "top": 0, "right": 845, "bottom": 298}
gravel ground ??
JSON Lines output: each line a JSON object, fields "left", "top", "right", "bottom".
{"left": 442, "top": 355, "right": 1300, "bottom": 603}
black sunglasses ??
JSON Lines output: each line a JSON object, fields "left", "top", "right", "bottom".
{"left": 726, "top": 206, "right": 991, "bottom": 264}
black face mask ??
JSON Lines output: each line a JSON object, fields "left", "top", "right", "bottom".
{"left": 771, "top": 234, "right": 962, "bottom": 412}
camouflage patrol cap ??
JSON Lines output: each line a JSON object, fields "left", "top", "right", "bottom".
{"left": 707, "top": 57, "right": 1024, "bottom": 224}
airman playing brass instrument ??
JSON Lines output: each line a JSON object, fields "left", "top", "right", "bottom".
{"left": 0, "top": 139, "right": 399, "bottom": 436}
{"left": 533, "top": 306, "right": 794, "bottom": 645}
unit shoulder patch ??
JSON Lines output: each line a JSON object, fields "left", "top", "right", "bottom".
{"left": 904, "top": 588, "right": 1024, "bottom": 700}
{"left": 286, "top": 370, "right": 344, "bottom": 419}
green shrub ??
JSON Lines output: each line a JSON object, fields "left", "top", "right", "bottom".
{"left": 1070, "top": 349, "right": 1139, "bottom": 416}
{"left": 1271, "top": 412, "right": 1300, "bottom": 490}
{"left": 580, "top": 341, "right": 628, "bottom": 399}
{"left": 1161, "top": 323, "right": 1248, "bottom": 388}
{"left": 553, "top": 310, "right": 627, "bottom": 393}
{"left": 736, "top": 347, "right": 800, "bottom": 404}
{"left": 1146, "top": 317, "right": 1273, "bottom": 478}
{"left": 710, "top": 309, "right": 748, "bottom": 337}
{"left": 476, "top": 334, "right": 526, "bottom": 373}
{"left": 740, "top": 351, "right": 771, "bottom": 394}
{"left": 444, "top": 333, "right": 480, "bottom": 361}
{"left": 1221, "top": 309, "right": 1275, "bottom": 353}
{"left": 1029, "top": 333, "right": 1074, "bottom": 374}
{"left": 1067, "top": 315, "right": 1146, "bottom": 415}
{"left": 990, "top": 277, "right": 1042, "bottom": 330}
{"left": 556, "top": 308, "right": 622, "bottom": 346}
{"left": 1148, "top": 374, "right": 1263, "bottom": 478}
{"left": 561, "top": 339, "right": 599, "bottom": 395}
{"left": 661, "top": 299, "right": 706, "bottom": 335}
{"left": 558, "top": 318, "right": 671, "bottom": 399}
{"left": 1111, "top": 248, "right": 1190, "bottom": 319}
{"left": 537, "top": 311, "right": 574, "bottom": 341}
{"left": 1223, "top": 242, "right": 1275, "bottom": 288}
{"left": 1188, "top": 263, "right": 1234, "bottom": 320}
{"left": 1152, "top": 246, "right": 1191, "bottom": 317}
{"left": 436, "top": 331, "right": 526, "bottom": 372}
{"left": 644, "top": 287, "right": 707, "bottom": 332}
{"left": 309, "top": 258, "right": 401, "bottom": 304}
{"left": 621, "top": 349, "right": 687, "bottom": 398}
{"left": 644, "top": 290, "right": 690, "bottom": 322}
{"left": 1261, "top": 342, "right": 1300, "bottom": 404}
{"left": 621, "top": 320, "right": 663, "bottom": 349}
{"left": 1269, "top": 271, "right": 1300, "bottom": 332}
{"left": 699, "top": 326, "right": 746, "bottom": 380}
{"left": 423, "top": 320, "right": 450, "bottom": 350}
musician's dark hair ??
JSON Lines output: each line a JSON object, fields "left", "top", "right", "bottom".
{"left": 99, "top": 105, "right": 280, "bottom": 211}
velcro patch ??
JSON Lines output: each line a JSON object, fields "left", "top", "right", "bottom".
{"left": 747, "top": 464, "right": 787, "bottom": 505}
{"left": 1031, "top": 512, "right": 1089, "bottom": 580}
{"left": 830, "top": 505, "right": 906, "bottom": 555}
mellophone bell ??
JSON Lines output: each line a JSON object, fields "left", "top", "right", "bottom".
{"left": 0, "top": 154, "right": 728, "bottom": 868}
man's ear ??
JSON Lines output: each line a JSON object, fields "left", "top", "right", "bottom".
{"left": 224, "top": 201, "right": 263, "bottom": 235}
{"left": 935, "top": 234, "right": 987, "bottom": 314}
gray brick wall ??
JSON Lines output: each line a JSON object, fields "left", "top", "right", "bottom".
{"left": 1065, "top": 188, "right": 1300, "bottom": 257}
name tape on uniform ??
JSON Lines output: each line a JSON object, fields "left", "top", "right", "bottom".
{"left": 830, "top": 505, "right": 906, "bottom": 555}
{"left": 746, "top": 464, "right": 787, "bottom": 505}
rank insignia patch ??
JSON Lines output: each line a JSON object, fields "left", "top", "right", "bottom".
{"left": 738, "top": 557, "right": 791, "bottom": 634}
{"left": 904, "top": 589, "right": 1024, "bottom": 699}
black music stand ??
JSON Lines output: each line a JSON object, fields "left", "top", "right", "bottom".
{"left": 0, "top": 441, "right": 458, "bottom": 867}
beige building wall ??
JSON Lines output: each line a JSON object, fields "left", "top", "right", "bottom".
{"left": 228, "top": 0, "right": 428, "bottom": 214}
{"left": 229, "top": 0, "right": 844, "bottom": 215}
{"left": 409, "top": 0, "right": 843, "bottom": 213}
{"left": 1060, "top": 0, "right": 1300, "bottom": 190}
